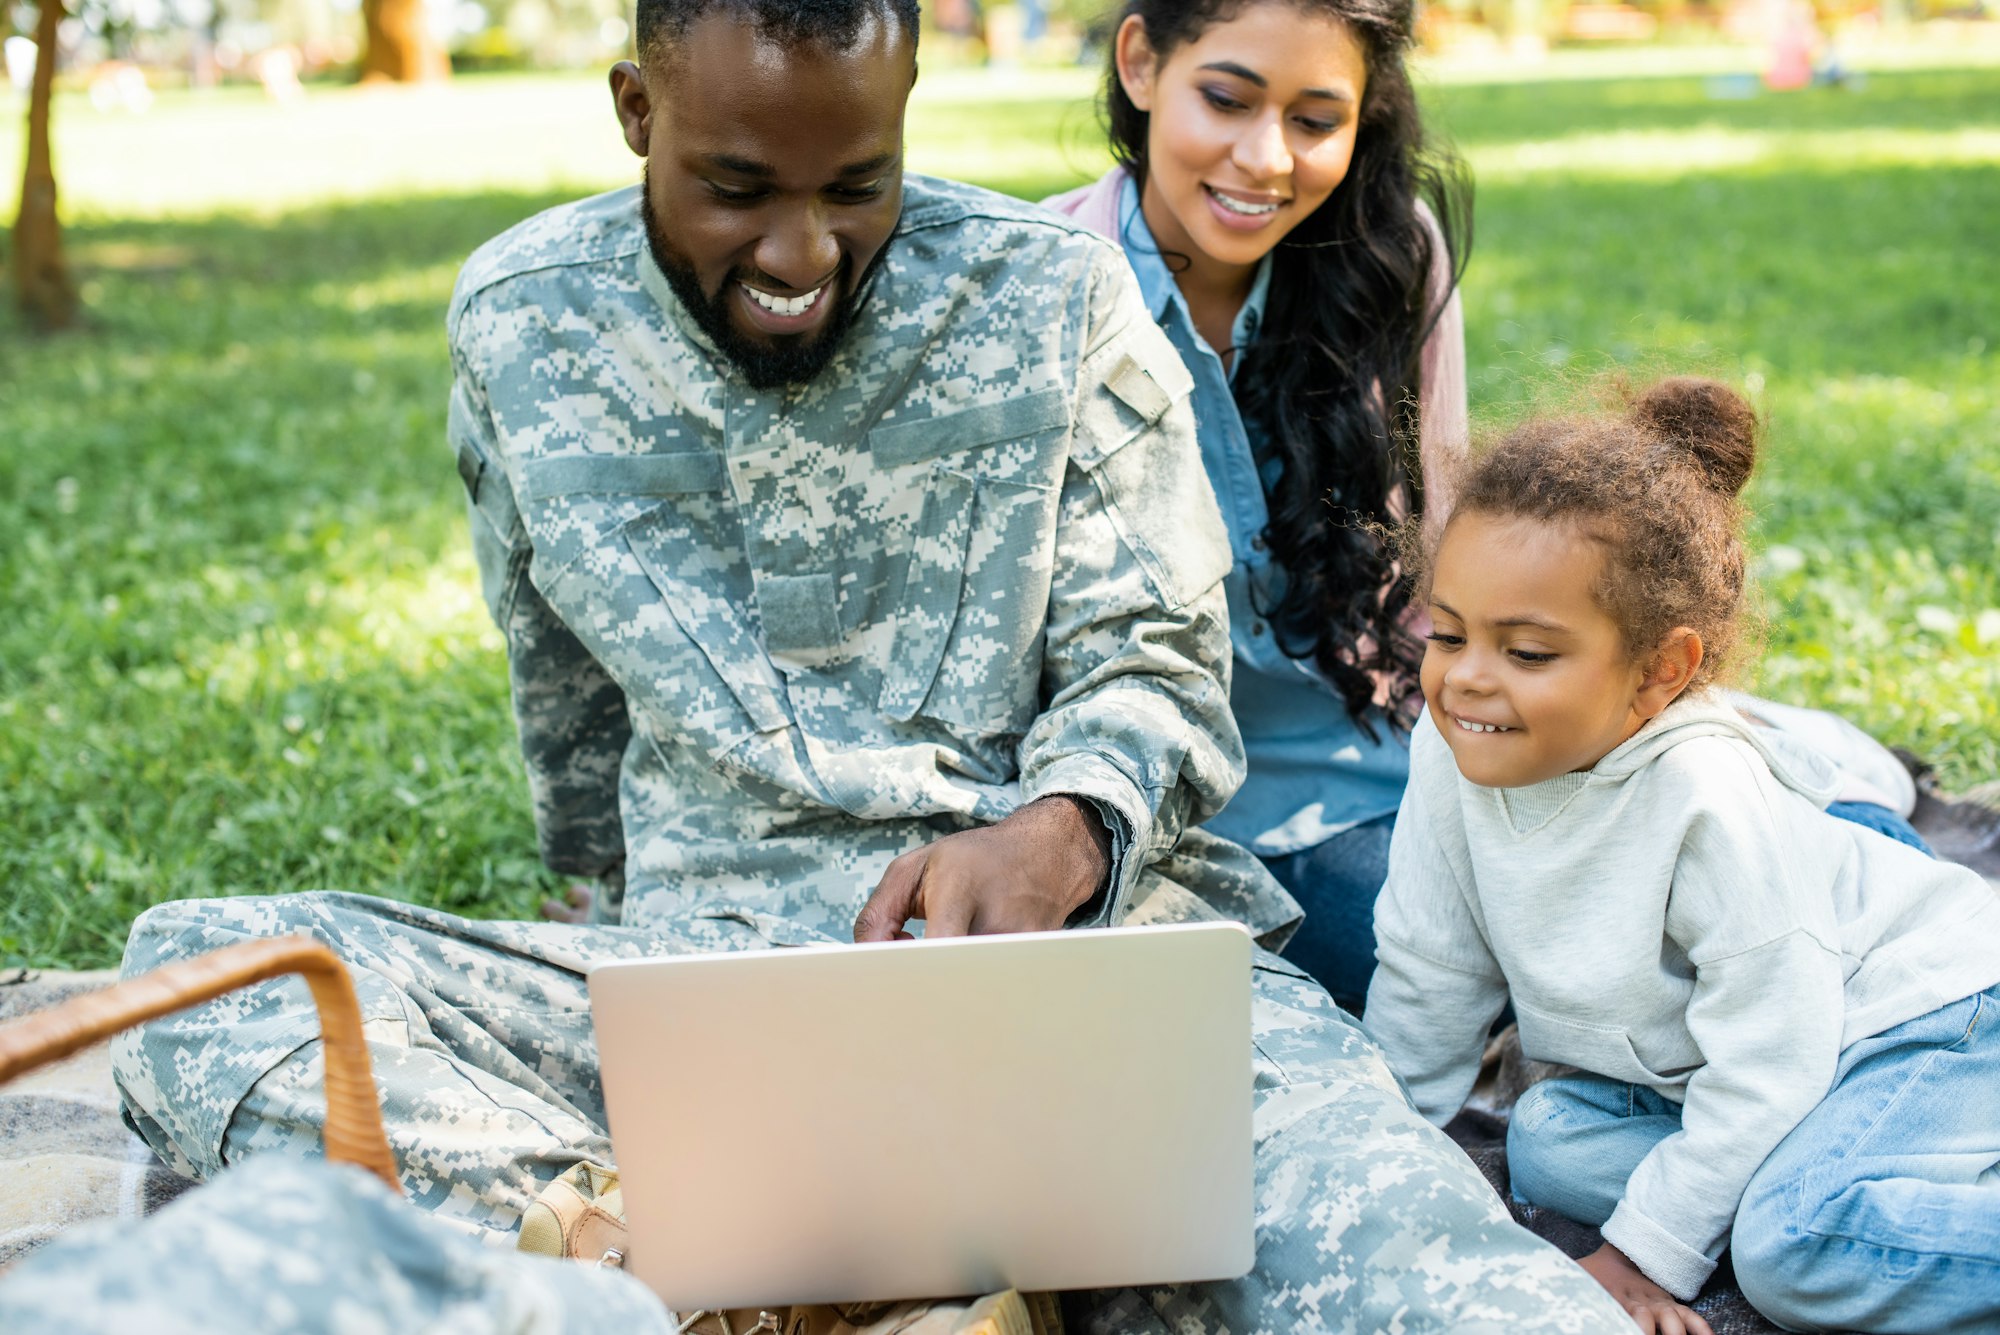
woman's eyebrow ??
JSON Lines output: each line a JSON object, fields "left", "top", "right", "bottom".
{"left": 1196, "top": 60, "right": 1353, "bottom": 101}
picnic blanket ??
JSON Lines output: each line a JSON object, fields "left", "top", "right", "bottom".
{"left": 1, "top": 784, "right": 1991, "bottom": 1325}
{"left": 0, "top": 969, "right": 196, "bottom": 1269}
{"left": 0, "top": 968, "right": 1796, "bottom": 1330}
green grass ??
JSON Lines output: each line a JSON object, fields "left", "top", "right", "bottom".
{"left": 3, "top": 55, "right": 1996, "bottom": 967}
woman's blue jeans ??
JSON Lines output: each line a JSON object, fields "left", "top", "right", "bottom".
{"left": 1505, "top": 984, "right": 2000, "bottom": 1333}
{"left": 1260, "top": 802, "right": 1930, "bottom": 1017}
{"left": 1259, "top": 813, "right": 1396, "bottom": 1016}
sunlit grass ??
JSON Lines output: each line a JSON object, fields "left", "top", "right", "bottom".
{"left": 2, "top": 53, "right": 1995, "bottom": 967}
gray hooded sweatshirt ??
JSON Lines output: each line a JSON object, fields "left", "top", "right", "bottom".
{"left": 1364, "top": 694, "right": 2000, "bottom": 1299}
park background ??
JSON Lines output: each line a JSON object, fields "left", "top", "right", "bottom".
{"left": 2, "top": 0, "right": 1996, "bottom": 969}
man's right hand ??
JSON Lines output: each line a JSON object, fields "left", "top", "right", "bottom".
{"left": 852, "top": 795, "right": 1111, "bottom": 942}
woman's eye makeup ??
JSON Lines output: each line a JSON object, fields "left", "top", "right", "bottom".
{"left": 1199, "top": 85, "right": 1248, "bottom": 112}
{"left": 1424, "top": 631, "right": 1465, "bottom": 648}
{"left": 1509, "top": 648, "right": 1558, "bottom": 665}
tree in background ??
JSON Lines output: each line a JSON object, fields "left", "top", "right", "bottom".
{"left": 360, "top": 0, "right": 449, "bottom": 81}
{"left": 13, "top": 0, "right": 77, "bottom": 329}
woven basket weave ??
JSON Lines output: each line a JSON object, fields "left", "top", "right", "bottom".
{"left": 0, "top": 936, "right": 399, "bottom": 1192}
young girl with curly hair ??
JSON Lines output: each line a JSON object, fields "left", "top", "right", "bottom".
{"left": 1363, "top": 376, "right": 2000, "bottom": 1334}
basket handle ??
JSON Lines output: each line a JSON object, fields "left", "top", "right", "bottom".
{"left": 0, "top": 935, "right": 400, "bottom": 1193}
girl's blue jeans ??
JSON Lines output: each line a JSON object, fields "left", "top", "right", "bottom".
{"left": 1506, "top": 983, "right": 2000, "bottom": 1334}
{"left": 1261, "top": 802, "right": 1928, "bottom": 1017}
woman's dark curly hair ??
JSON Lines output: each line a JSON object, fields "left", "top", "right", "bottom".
{"left": 1104, "top": 0, "right": 1470, "bottom": 732}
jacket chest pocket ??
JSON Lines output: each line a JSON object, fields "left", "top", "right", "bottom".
{"left": 870, "top": 391, "right": 1068, "bottom": 734}
{"left": 520, "top": 453, "right": 791, "bottom": 766}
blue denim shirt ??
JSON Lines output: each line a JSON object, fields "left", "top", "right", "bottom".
{"left": 1115, "top": 179, "right": 1409, "bottom": 856}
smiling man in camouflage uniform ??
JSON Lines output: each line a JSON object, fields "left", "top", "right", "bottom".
{"left": 27, "top": 1, "right": 1640, "bottom": 1331}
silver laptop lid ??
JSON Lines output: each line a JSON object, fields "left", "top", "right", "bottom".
{"left": 589, "top": 921, "right": 1254, "bottom": 1310}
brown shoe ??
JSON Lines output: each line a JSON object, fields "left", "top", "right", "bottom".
{"left": 517, "top": 1160, "right": 627, "bottom": 1267}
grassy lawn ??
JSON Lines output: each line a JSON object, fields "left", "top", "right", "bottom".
{"left": 3, "top": 54, "right": 1996, "bottom": 968}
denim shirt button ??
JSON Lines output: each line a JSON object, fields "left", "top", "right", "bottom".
{"left": 1251, "top": 621, "right": 1267, "bottom": 637}
{"left": 1250, "top": 535, "right": 1266, "bottom": 552}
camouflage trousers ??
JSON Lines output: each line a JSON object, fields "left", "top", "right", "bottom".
{"left": 99, "top": 892, "right": 1632, "bottom": 1334}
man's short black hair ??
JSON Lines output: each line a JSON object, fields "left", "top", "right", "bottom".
{"left": 636, "top": 0, "right": 920, "bottom": 65}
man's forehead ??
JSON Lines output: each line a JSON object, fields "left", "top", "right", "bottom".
{"left": 651, "top": 11, "right": 912, "bottom": 170}
{"left": 650, "top": 8, "right": 913, "bottom": 103}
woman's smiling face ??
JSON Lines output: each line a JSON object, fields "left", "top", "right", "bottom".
{"left": 1115, "top": 3, "right": 1369, "bottom": 272}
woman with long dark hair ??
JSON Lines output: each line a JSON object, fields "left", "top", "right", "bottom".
{"left": 1045, "top": 0, "right": 1470, "bottom": 1013}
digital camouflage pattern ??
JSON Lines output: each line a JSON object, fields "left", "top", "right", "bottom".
{"left": 81, "top": 179, "right": 1633, "bottom": 1332}
{"left": 0, "top": 1155, "right": 671, "bottom": 1334}
{"left": 109, "top": 891, "right": 1632, "bottom": 1332}
{"left": 448, "top": 175, "right": 1295, "bottom": 943}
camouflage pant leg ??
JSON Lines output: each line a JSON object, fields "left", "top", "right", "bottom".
{"left": 113, "top": 891, "right": 775, "bottom": 1243}
{"left": 1071, "top": 956, "right": 1634, "bottom": 1335}
{"left": 0, "top": 1157, "right": 673, "bottom": 1334}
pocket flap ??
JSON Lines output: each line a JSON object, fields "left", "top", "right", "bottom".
{"left": 519, "top": 452, "right": 727, "bottom": 502}
{"left": 869, "top": 388, "right": 1070, "bottom": 469}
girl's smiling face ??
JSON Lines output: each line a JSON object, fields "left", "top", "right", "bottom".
{"left": 1421, "top": 513, "right": 1696, "bottom": 788}
{"left": 1115, "top": 4, "right": 1368, "bottom": 273}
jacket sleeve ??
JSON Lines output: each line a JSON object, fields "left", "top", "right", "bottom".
{"left": 1362, "top": 720, "right": 1508, "bottom": 1122}
{"left": 1017, "top": 249, "right": 1242, "bottom": 926}
{"left": 1601, "top": 765, "right": 1847, "bottom": 1300}
{"left": 448, "top": 356, "right": 632, "bottom": 879}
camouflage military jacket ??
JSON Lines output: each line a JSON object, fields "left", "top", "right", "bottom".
{"left": 447, "top": 175, "right": 1299, "bottom": 943}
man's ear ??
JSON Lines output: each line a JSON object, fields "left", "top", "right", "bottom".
{"left": 1114, "top": 14, "right": 1158, "bottom": 113}
{"left": 609, "top": 59, "right": 653, "bottom": 159}
{"left": 1634, "top": 628, "right": 1703, "bottom": 721}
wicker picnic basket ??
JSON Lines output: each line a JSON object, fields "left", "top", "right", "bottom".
{"left": 0, "top": 936, "right": 399, "bottom": 1192}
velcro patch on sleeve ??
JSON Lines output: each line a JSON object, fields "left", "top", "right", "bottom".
{"left": 1104, "top": 353, "right": 1175, "bottom": 425}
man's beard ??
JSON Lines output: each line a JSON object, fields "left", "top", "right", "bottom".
{"left": 641, "top": 182, "right": 881, "bottom": 391}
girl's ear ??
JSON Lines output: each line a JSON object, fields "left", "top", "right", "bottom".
{"left": 1114, "top": 14, "right": 1160, "bottom": 113}
{"left": 1634, "top": 628, "right": 1704, "bottom": 720}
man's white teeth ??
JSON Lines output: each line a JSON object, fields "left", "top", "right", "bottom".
{"left": 1456, "top": 718, "right": 1513, "bottom": 733}
{"left": 1210, "top": 189, "right": 1279, "bottom": 216}
{"left": 744, "top": 284, "right": 823, "bottom": 317}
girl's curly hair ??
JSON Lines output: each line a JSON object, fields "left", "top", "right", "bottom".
{"left": 1413, "top": 377, "right": 1760, "bottom": 688}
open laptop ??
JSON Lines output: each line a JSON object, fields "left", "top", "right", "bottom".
{"left": 589, "top": 921, "right": 1255, "bottom": 1311}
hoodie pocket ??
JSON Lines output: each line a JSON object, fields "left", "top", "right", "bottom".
{"left": 1514, "top": 1000, "right": 1699, "bottom": 1089}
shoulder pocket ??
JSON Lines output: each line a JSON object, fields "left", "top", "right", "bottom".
{"left": 1071, "top": 326, "right": 1226, "bottom": 610}
{"left": 449, "top": 388, "right": 524, "bottom": 547}
{"left": 1071, "top": 333, "right": 1196, "bottom": 471}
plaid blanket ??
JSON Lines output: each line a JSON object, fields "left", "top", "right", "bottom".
{"left": 0, "top": 969, "right": 196, "bottom": 1269}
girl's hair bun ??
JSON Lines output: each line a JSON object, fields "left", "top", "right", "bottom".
{"left": 1630, "top": 377, "right": 1758, "bottom": 497}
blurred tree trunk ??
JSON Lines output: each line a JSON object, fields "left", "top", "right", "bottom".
{"left": 13, "top": 0, "right": 78, "bottom": 330}
{"left": 360, "top": 0, "right": 451, "bottom": 83}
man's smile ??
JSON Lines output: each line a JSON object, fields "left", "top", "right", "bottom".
{"left": 736, "top": 272, "right": 839, "bottom": 336}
